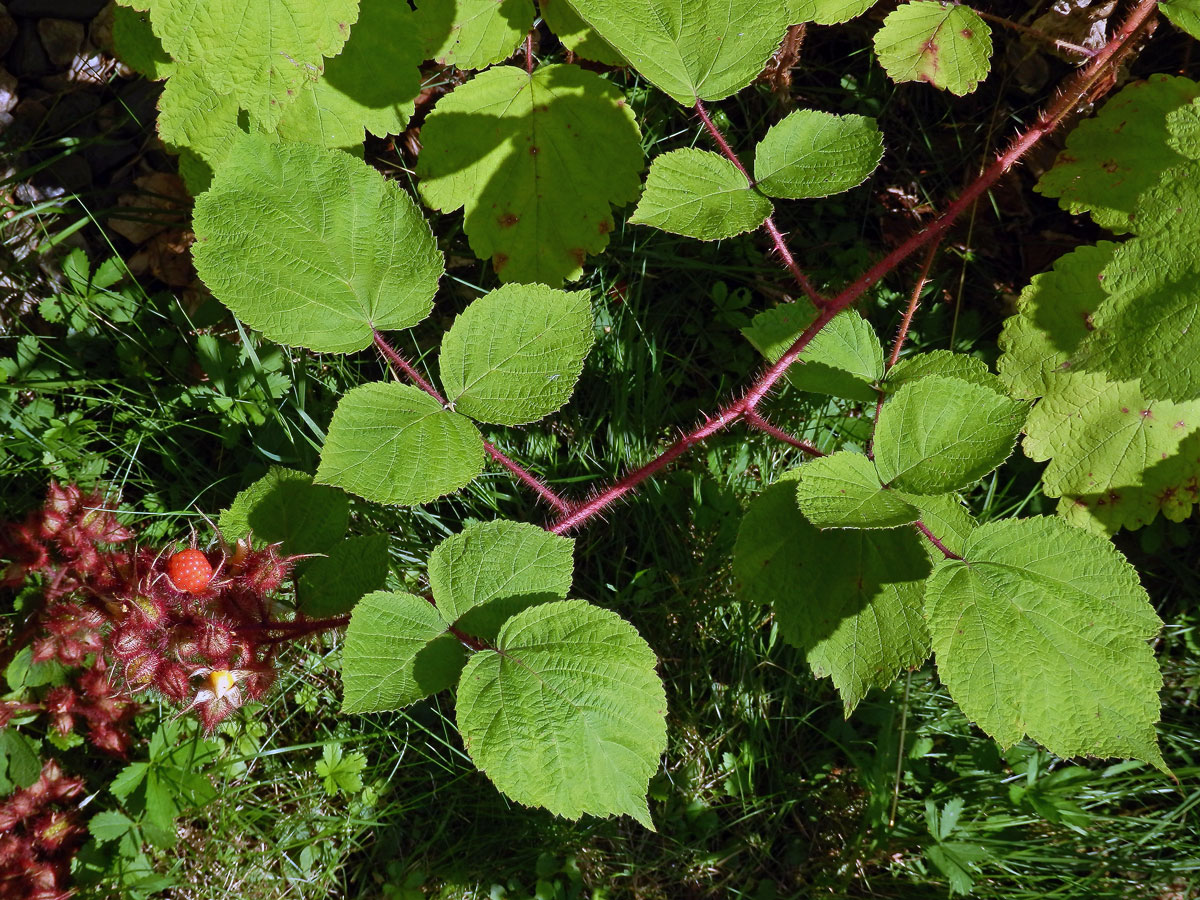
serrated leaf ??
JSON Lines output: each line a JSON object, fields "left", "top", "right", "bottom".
{"left": 628, "top": 148, "right": 770, "bottom": 240}
{"left": 734, "top": 474, "right": 931, "bottom": 713}
{"left": 112, "top": 5, "right": 174, "bottom": 80}
{"left": 439, "top": 284, "right": 594, "bottom": 425}
{"left": 795, "top": 451, "right": 919, "bottom": 528}
{"left": 88, "top": 810, "right": 136, "bottom": 845}
{"left": 456, "top": 599, "right": 666, "bottom": 826}
{"left": 415, "top": 0, "right": 533, "bottom": 69}
{"left": 563, "top": 0, "right": 790, "bottom": 105}
{"left": 316, "top": 744, "right": 367, "bottom": 796}
{"left": 1023, "top": 373, "right": 1200, "bottom": 534}
{"left": 427, "top": 520, "right": 574, "bottom": 640}
{"left": 874, "top": 376, "right": 1026, "bottom": 494}
{"left": 417, "top": 64, "right": 643, "bottom": 285}
{"left": 219, "top": 466, "right": 349, "bottom": 555}
{"left": 316, "top": 382, "right": 485, "bottom": 506}
{"left": 742, "top": 304, "right": 883, "bottom": 401}
{"left": 149, "top": 0, "right": 358, "bottom": 129}
{"left": 275, "top": 0, "right": 425, "bottom": 148}
{"left": 193, "top": 137, "right": 443, "bottom": 354}
{"left": 539, "top": 0, "right": 625, "bottom": 64}
{"left": 109, "top": 762, "right": 149, "bottom": 801}
{"left": 1162, "top": 0, "right": 1200, "bottom": 39}
{"left": 926, "top": 517, "right": 1165, "bottom": 769}
{"left": 787, "top": 0, "right": 876, "bottom": 24}
{"left": 0, "top": 731, "right": 40, "bottom": 788}
{"left": 341, "top": 591, "right": 466, "bottom": 713}
{"left": 157, "top": 66, "right": 241, "bottom": 171}
{"left": 887, "top": 350, "right": 1004, "bottom": 395}
{"left": 1035, "top": 75, "right": 1200, "bottom": 233}
{"left": 873, "top": 1, "right": 992, "bottom": 96}
{"left": 298, "top": 534, "right": 391, "bottom": 617}
{"left": 753, "top": 110, "right": 883, "bottom": 199}
{"left": 898, "top": 491, "right": 975, "bottom": 558}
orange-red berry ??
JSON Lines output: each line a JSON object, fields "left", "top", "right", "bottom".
{"left": 167, "top": 549, "right": 214, "bottom": 593}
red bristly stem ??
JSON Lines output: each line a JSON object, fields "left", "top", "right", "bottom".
{"left": 743, "top": 410, "right": 825, "bottom": 456}
{"left": 239, "top": 614, "right": 351, "bottom": 643}
{"left": 915, "top": 521, "right": 962, "bottom": 561}
{"left": 887, "top": 237, "right": 941, "bottom": 369}
{"left": 547, "top": 0, "right": 1158, "bottom": 535}
{"left": 372, "top": 332, "right": 573, "bottom": 514}
{"left": 694, "top": 99, "right": 826, "bottom": 306}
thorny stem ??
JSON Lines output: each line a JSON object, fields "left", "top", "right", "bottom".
{"left": 915, "top": 521, "right": 962, "bottom": 561}
{"left": 887, "top": 237, "right": 941, "bottom": 370}
{"left": 525, "top": 32, "right": 535, "bottom": 75}
{"left": 694, "top": 99, "right": 826, "bottom": 305}
{"left": 237, "top": 614, "right": 351, "bottom": 644}
{"left": 975, "top": 10, "right": 1099, "bottom": 58}
{"left": 743, "top": 410, "right": 825, "bottom": 456}
{"left": 372, "top": 332, "right": 572, "bottom": 514}
{"left": 547, "top": 0, "right": 1159, "bottom": 535}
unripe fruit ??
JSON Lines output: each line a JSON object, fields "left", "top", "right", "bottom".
{"left": 167, "top": 549, "right": 214, "bottom": 593}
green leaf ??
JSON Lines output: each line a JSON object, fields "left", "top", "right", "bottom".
{"left": 143, "top": 771, "right": 178, "bottom": 837}
{"left": 795, "top": 451, "right": 919, "bottom": 529}
{"left": 109, "top": 762, "right": 149, "bottom": 802}
{"left": 415, "top": 0, "right": 533, "bottom": 69}
{"left": 873, "top": 1, "right": 992, "bottom": 96}
{"left": 925, "top": 517, "right": 1165, "bottom": 769}
{"left": 734, "top": 473, "right": 931, "bottom": 714}
{"left": 742, "top": 304, "right": 883, "bottom": 401}
{"left": 0, "top": 731, "right": 40, "bottom": 788}
{"left": 1162, "top": 0, "right": 1200, "bottom": 39}
{"left": 1022, "top": 372, "right": 1200, "bottom": 534}
{"left": 274, "top": 0, "right": 425, "bottom": 148}
{"left": 886, "top": 350, "right": 1004, "bottom": 395}
{"left": 341, "top": 591, "right": 466, "bottom": 713}
{"left": 1035, "top": 75, "right": 1200, "bottom": 233}
{"left": 112, "top": 5, "right": 174, "bottom": 80}
{"left": 874, "top": 376, "right": 1026, "bottom": 494}
{"left": 539, "top": 0, "right": 625, "bottom": 64}
{"left": 316, "top": 382, "right": 485, "bottom": 506}
{"left": 899, "top": 491, "right": 975, "bottom": 558}
{"left": 439, "top": 284, "right": 595, "bottom": 425}
{"left": 787, "top": 0, "right": 876, "bottom": 24}
{"left": 417, "top": 64, "right": 643, "bottom": 285}
{"left": 297, "top": 534, "right": 391, "bottom": 617}
{"left": 219, "top": 466, "right": 349, "bottom": 555}
{"left": 753, "top": 109, "right": 883, "bottom": 199}
{"left": 157, "top": 67, "right": 242, "bottom": 172}
{"left": 88, "top": 810, "right": 137, "bottom": 845}
{"left": 563, "top": 0, "right": 790, "bottom": 105}
{"left": 628, "top": 148, "right": 770, "bottom": 240}
{"left": 427, "top": 520, "right": 574, "bottom": 640}
{"left": 149, "top": 0, "right": 358, "bottom": 129}
{"left": 316, "top": 744, "right": 368, "bottom": 796}
{"left": 193, "top": 137, "right": 443, "bottom": 354}
{"left": 456, "top": 599, "right": 667, "bottom": 826}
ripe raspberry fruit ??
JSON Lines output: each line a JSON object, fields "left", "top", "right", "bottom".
{"left": 167, "top": 549, "right": 214, "bottom": 593}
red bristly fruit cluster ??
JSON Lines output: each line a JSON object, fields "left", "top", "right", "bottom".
{"left": 0, "top": 760, "right": 86, "bottom": 900}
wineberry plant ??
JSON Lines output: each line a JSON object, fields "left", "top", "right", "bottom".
{"left": 5, "top": 0, "right": 1200, "bottom": 893}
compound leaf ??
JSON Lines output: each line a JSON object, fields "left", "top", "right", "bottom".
{"left": 787, "top": 0, "right": 877, "bottom": 25}
{"left": 428, "top": 520, "right": 575, "bottom": 640}
{"left": 628, "top": 148, "right": 770, "bottom": 240}
{"left": 926, "top": 517, "right": 1165, "bottom": 769}
{"left": 316, "top": 382, "right": 485, "bottom": 506}
{"left": 89, "top": 810, "right": 136, "bottom": 845}
{"left": 873, "top": 1, "right": 992, "bottom": 96}
{"left": 1035, "top": 75, "right": 1200, "bottom": 233}
{"left": 219, "top": 466, "right": 349, "bottom": 555}
{"left": 734, "top": 473, "right": 931, "bottom": 713}
{"left": 297, "top": 534, "right": 391, "bottom": 617}
{"left": 193, "top": 137, "right": 444, "bottom": 353}
{"left": 439, "top": 284, "right": 594, "bottom": 425}
{"left": 886, "top": 350, "right": 1003, "bottom": 395}
{"left": 795, "top": 451, "right": 919, "bottom": 529}
{"left": 417, "top": 63, "right": 642, "bottom": 285}
{"left": 874, "top": 376, "right": 1026, "bottom": 494}
{"left": 753, "top": 109, "right": 883, "bottom": 199}
{"left": 341, "top": 591, "right": 465, "bottom": 714}
{"left": 456, "top": 600, "right": 667, "bottom": 826}
{"left": 415, "top": 0, "right": 533, "bottom": 69}
{"left": 563, "top": 0, "right": 790, "bottom": 105}
{"left": 149, "top": 0, "right": 358, "bottom": 129}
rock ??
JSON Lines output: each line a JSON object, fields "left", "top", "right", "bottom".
{"left": 38, "top": 18, "right": 84, "bottom": 67}
{"left": 0, "top": 5, "right": 17, "bottom": 59}
{"left": 7, "top": 0, "right": 107, "bottom": 20}
{"left": 0, "top": 64, "right": 15, "bottom": 114}
{"left": 6, "top": 18, "right": 51, "bottom": 77}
